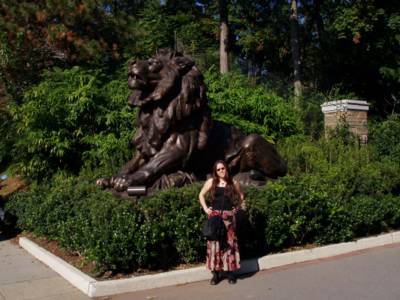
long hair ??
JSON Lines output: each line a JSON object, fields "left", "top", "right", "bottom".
{"left": 210, "top": 160, "right": 238, "bottom": 205}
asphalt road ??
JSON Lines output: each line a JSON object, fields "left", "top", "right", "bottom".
{"left": 110, "top": 243, "right": 400, "bottom": 300}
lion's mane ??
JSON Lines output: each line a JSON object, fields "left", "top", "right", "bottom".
{"left": 128, "top": 50, "right": 212, "bottom": 163}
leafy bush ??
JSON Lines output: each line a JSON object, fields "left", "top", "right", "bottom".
{"left": 297, "top": 92, "right": 325, "bottom": 139}
{"left": 0, "top": 104, "right": 15, "bottom": 168}
{"left": 246, "top": 177, "right": 328, "bottom": 250}
{"left": 6, "top": 165, "right": 400, "bottom": 274}
{"left": 204, "top": 68, "right": 301, "bottom": 141}
{"left": 273, "top": 134, "right": 400, "bottom": 245}
{"left": 9, "top": 66, "right": 135, "bottom": 180}
{"left": 6, "top": 175, "right": 205, "bottom": 273}
{"left": 246, "top": 176, "right": 400, "bottom": 248}
{"left": 6, "top": 176, "right": 140, "bottom": 272}
{"left": 347, "top": 194, "right": 400, "bottom": 237}
{"left": 370, "top": 114, "right": 400, "bottom": 162}
{"left": 279, "top": 135, "right": 400, "bottom": 201}
{"left": 136, "top": 184, "right": 205, "bottom": 268}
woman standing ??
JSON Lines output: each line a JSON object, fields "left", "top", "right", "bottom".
{"left": 199, "top": 160, "right": 245, "bottom": 285}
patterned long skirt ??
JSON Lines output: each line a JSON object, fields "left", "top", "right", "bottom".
{"left": 206, "top": 210, "right": 240, "bottom": 271}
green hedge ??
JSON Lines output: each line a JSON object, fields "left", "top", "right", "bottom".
{"left": 6, "top": 170, "right": 400, "bottom": 274}
{"left": 6, "top": 176, "right": 205, "bottom": 273}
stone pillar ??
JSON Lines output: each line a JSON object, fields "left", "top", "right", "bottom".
{"left": 321, "top": 100, "right": 370, "bottom": 143}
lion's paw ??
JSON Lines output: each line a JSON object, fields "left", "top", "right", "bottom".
{"left": 111, "top": 176, "right": 129, "bottom": 192}
{"left": 96, "top": 178, "right": 111, "bottom": 188}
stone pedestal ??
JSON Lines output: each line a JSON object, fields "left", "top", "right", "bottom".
{"left": 321, "top": 100, "right": 370, "bottom": 143}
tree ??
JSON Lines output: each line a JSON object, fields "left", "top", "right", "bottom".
{"left": 0, "top": 0, "right": 141, "bottom": 100}
{"left": 219, "top": 0, "right": 229, "bottom": 73}
{"left": 290, "top": 0, "right": 303, "bottom": 100}
{"left": 318, "top": 0, "right": 400, "bottom": 114}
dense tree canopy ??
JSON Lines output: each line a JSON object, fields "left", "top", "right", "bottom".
{"left": 0, "top": 0, "right": 145, "bottom": 99}
{"left": 1, "top": 1, "right": 398, "bottom": 111}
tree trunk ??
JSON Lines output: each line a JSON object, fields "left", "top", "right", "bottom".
{"left": 219, "top": 0, "right": 229, "bottom": 74}
{"left": 313, "top": 0, "right": 326, "bottom": 49}
{"left": 290, "top": 0, "right": 303, "bottom": 100}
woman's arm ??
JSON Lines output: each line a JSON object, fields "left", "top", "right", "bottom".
{"left": 234, "top": 180, "right": 245, "bottom": 209}
{"left": 199, "top": 178, "right": 213, "bottom": 215}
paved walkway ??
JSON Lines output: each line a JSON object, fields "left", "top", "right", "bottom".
{"left": 2, "top": 233, "right": 400, "bottom": 300}
{"left": 112, "top": 243, "right": 400, "bottom": 300}
{"left": 0, "top": 235, "right": 91, "bottom": 300}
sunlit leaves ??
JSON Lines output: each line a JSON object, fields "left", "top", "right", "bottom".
{"left": 10, "top": 66, "right": 135, "bottom": 180}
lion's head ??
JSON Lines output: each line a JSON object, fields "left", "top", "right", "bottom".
{"left": 128, "top": 49, "right": 211, "bottom": 157}
{"left": 127, "top": 49, "right": 197, "bottom": 108}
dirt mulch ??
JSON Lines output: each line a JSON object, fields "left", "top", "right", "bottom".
{"left": 19, "top": 232, "right": 203, "bottom": 281}
{"left": 0, "top": 176, "right": 27, "bottom": 201}
{"left": 20, "top": 232, "right": 100, "bottom": 277}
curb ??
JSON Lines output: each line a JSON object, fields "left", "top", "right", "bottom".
{"left": 19, "top": 231, "right": 400, "bottom": 298}
{"left": 19, "top": 237, "right": 96, "bottom": 295}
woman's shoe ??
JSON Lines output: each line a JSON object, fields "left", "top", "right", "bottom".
{"left": 210, "top": 271, "right": 220, "bottom": 285}
{"left": 227, "top": 272, "right": 237, "bottom": 284}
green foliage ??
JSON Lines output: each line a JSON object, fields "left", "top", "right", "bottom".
{"left": 132, "top": 1, "right": 174, "bottom": 57}
{"left": 205, "top": 68, "right": 301, "bottom": 140}
{"left": 0, "top": 0, "right": 141, "bottom": 98}
{"left": 298, "top": 93, "right": 328, "bottom": 140}
{"left": 245, "top": 174, "right": 400, "bottom": 249}
{"left": 0, "top": 104, "right": 15, "bottom": 168}
{"left": 6, "top": 176, "right": 205, "bottom": 273}
{"left": 136, "top": 183, "right": 205, "bottom": 267}
{"left": 7, "top": 176, "right": 142, "bottom": 272}
{"left": 330, "top": 2, "right": 385, "bottom": 40}
{"left": 9, "top": 66, "right": 135, "bottom": 180}
{"left": 127, "top": 1, "right": 218, "bottom": 70}
{"left": 275, "top": 133, "right": 400, "bottom": 245}
{"left": 171, "top": 10, "right": 219, "bottom": 71}
{"left": 370, "top": 114, "right": 400, "bottom": 162}
{"left": 6, "top": 135, "right": 400, "bottom": 273}
{"left": 245, "top": 177, "right": 325, "bottom": 250}
{"left": 279, "top": 134, "right": 400, "bottom": 200}
{"left": 347, "top": 194, "right": 400, "bottom": 237}
{"left": 0, "top": 28, "right": 43, "bottom": 99}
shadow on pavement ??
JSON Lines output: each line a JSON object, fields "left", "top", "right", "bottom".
{"left": 237, "top": 271, "right": 258, "bottom": 280}
{"left": 0, "top": 228, "right": 20, "bottom": 242}
{"left": 0, "top": 215, "right": 20, "bottom": 242}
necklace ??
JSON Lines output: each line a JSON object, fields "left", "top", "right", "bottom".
{"left": 218, "top": 180, "right": 227, "bottom": 187}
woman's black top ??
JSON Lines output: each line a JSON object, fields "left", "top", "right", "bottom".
{"left": 212, "top": 186, "right": 234, "bottom": 210}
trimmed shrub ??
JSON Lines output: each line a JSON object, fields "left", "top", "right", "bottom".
{"left": 6, "top": 175, "right": 204, "bottom": 273}
{"left": 7, "top": 168, "right": 400, "bottom": 275}
{"left": 137, "top": 184, "right": 205, "bottom": 268}
{"left": 7, "top": 176, "right": 142, "bottom": 272}
{"left": 246, "top": 177, "right": 328, "bottom": 250}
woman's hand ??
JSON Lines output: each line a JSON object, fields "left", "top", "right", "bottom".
{"left": 199, "top": 179, "right": 213, "bottom": 216}
{"left": 204, "top": 207, "right": 213, "bottom": 216}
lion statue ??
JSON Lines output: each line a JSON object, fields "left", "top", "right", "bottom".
{"left": 97, "top": 49, "right": 287, "bottom": 195}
